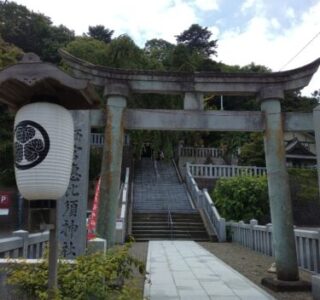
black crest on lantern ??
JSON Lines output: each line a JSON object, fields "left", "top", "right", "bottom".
{"left": 14, "top": 120, "right": 50, "bottom": 170}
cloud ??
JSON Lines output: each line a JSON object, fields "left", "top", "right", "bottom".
{"left": 14, "top": 0, "right": 198, "bottom": 46}
{"left": 192, "top": 0, "right": 220, "bottom": 11}
{"left": 208, "top": 26, "right": 220, "bottom": 39}
{"left": 285, "top": 7, "right": 295, "bottom": 19}
{"left": 241, "top": 0, "right": 264, "bottom": 14}
{"left": 218, "top": 1, "right": 320, "bottom": 95}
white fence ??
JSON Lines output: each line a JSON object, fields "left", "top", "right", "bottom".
{"left": 91, "top": 133, "right": 130, "bottom": 147}
{"left": 188, "top": 163, "right": 267, "bottom": 179}
{"left": 180, "top": 147, "right": 223, "bottom": 158}
{"left": 115, "top": 167, "right": 130, "bottom": 244}
{"left": 91, "top": 133, "right": 104, "bottom": 146}
{"left": 229, "top": 220, "right": 320, "bottom": 274}
{"left": 185, "top": 168, "right": 226, "bottom": 241}
{"left": 0, "top": 230, "right": 49, "bottom": 259}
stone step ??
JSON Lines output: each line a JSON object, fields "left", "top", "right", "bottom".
{"left": 132, "top": 222, "right": 205, "bottom": 226}
{"left": 133, "top": 234, "right": 210, "bottom": 241}
{"left": 133, "top": 215, "right": 202, "bottom": 221}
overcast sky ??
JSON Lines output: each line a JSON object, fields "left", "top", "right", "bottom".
{"left": 14, "top": 0, "right": 320, "bottom": 96}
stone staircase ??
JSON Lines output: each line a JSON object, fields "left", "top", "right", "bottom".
{"left": 132, "top": 158, "right": 212, "bottom": 241}
{"left": 133, "top": 158, "right": 194, "bottom": 212}
{"left": 132, "top": 212, "right": 210, "bottom": 241}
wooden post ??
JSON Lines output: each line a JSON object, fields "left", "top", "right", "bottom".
{"left": 48, "top": 202, "right": 58, "bottom": 299}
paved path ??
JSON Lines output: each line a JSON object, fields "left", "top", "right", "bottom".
{"left": 144, "top": 241, "right": 275, "bottom": 300}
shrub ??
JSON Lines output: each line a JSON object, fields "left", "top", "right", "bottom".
{"left": 6, "top": 243, "right": 145, "bottom": 300}
{"left": 288, "top": 168, "right": 318, "bottom": 203}
{"left": 212, "top": 176, "right": 269, "bottom": 223}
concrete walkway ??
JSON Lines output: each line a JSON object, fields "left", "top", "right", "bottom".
{"left": 144, "top": 241, "right": 275, "bottom": 300}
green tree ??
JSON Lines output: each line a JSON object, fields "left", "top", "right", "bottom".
{"left": 0, "top": 1, "right": 74, "bottom": 62}
{"left": 176, "top": 24, "right": 218, "bottom": 57}
{"left": 106, "top": 34, "right": 152, "bottom": 69}
{"left": 0, "top": 36, "right": 23, "bottom": 186}
{"left": 144, "top": 38, "right": 174, "bottom": 69}
{"left": 0, "top": 35, "right": 23, "bottom": 67}
{"left": 65, "top": 36, "right": 110, "bottom": 65}
{"left": 88, "top": 25, "right": 114, "bottom": 43}
{"left": 282, "top": 91, "right": 318, "bottom": 112}
{"left": 238, "top": 133, "right": 265, "bottom": 167}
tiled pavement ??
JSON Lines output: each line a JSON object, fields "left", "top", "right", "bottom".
{"left": 144, "top": 241, "right": 275, "bottom": 300}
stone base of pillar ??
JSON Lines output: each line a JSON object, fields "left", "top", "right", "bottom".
{"left": 312, "top": 275, "right": 320, "bottom": 300}
{"left": 261, "top": 277, "right": 311, "bottom": 292}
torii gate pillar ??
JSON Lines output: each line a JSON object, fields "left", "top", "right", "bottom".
{"left": 97, "top": 82, "right": 128, "bottom": 247}
{"left": 260, "top": 87, "right": 299, "bottom": 281}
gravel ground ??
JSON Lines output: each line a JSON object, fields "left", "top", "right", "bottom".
{"left": 129, "top": 241, "right": 313, "bottom": 300}
{"left": 199, "top": 242, "right": 313, "bottom": 300}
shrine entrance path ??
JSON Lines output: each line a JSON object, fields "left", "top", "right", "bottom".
{"left": 144, "top": 240, "right": 274, "bottom": 300}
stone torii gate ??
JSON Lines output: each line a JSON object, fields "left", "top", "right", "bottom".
{"left": 0, "top": 50, "right": 319, "bottom": 286}
{"left": 61, "top": 50, "right": 320, "bottom": 285}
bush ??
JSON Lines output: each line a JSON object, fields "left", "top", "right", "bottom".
{"left": 212, "top": 176, "right": 269, "bottom": 223}
{"left": 6, "top": 243, "right": 145, "bottom": 300}
{"left": 288, "top": 168, "right": 319, "bottom": 203}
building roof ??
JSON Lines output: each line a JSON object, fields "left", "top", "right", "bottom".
{"left": 285, "top": 138, "right": 316, "bottom": 160}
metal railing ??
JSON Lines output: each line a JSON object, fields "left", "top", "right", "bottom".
{"left": 228, "top": 220, "right": 320, "bottom": 274}
{"left": 187, "top": 163, "right": 267, "bottom": 179}
{"left": 0, "top": 230, "right": 49, "bottom": 259}
{"left": 167, "top": 208, "right": 174, "bottom": 240}
{"left": 172, "top": 159, "right": 183, "bottom": 184}
{"left": 185, "top": 168, "right": 226, "bottom": 242}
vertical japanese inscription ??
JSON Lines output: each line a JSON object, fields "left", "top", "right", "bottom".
{"left": 58, "top": 111, "right": 90, "bottom": 258}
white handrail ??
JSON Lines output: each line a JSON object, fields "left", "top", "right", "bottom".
{"left": 188, "top": 163, "right": 267, "bottom": 178}
{"left": 115, "top": 167, "right": 130, "bottom": 244}
{"left": 0, "top": 231, "right": 49, "bottom": 259}
{"left": 179, "top": 147, "right": 223, "bottom": 158}
{"left": 185, "top": 164, "right": 226, "bottom": 242}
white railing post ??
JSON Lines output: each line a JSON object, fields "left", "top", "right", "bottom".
{"left": 266, "top": 223, "right": 273, "bottom": 256}
{"left": 250, "top": 219, "right": 258, "bottom": 251}
{"left": 219, "top": 218, "right": 226, "bottom": 242}
{"left": 12, "top": 230, "right": 28, "bottom": 258}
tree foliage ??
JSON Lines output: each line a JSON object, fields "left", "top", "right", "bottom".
{"left": 65, "top": 37, "right": 110, "bottom": 65}
{"left": 212, "top": 176, "right": 269, "bottom": 223}
{"left": 0, "top": 1, "right": 74, "bottom": 62}
{"left": 144, "top": 38, "right": 174, "bottom": 68}
{"left": 0, "top": 36, "right": 22, "bottom": 186}
{"left": 238, "top": 133, "right": 265, "bottom": 167}
{"left": 0, "top": 35, "right": 23, "bottom": 68}
{"left": 176, "top": 24, "right": 218, "bottom": 57}
{"left": 88, "top": 25, "right": 114, "bottom": 43}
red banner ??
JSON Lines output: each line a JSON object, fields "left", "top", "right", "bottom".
{"left": 87, "top": 178, "right": 101, "bottom": 240}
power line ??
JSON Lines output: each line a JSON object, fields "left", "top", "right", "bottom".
{"left": 279, "top": 30, "right": 320, "bottom": 71}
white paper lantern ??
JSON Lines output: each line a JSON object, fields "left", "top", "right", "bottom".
{"left": 14, "top": 102, "right": 74, "bottom": 200}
